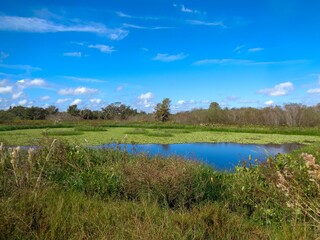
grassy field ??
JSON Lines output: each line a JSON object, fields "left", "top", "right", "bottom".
{"left": 0, "top": 138, "right": 319, "bottom": 239}
{"left": 1, "top": 126, "right": 320, "bottom": 146}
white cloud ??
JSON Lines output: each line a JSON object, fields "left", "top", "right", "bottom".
{"left": 58, "top": 87, "right": 98, "bottom": 95}
{"left": 64, "top": 76, "right": 107, "bottom": 83}
{"left": 173, "top": 4, "right": 201, "bottom": 14}
{"left": 234, "top": 45, "right": 246, "bottom": 53}
{"left": 41, "top": 96, "right": 50, "bottom": 101}
{"left": 63, "top": 52, "right": 82, "bottom": 57}
{"left": 56, "top": 98, "right": 71, "bottom": 104}
{"left": 193, "top": 58, "right": 305, "bottom": 66}
{"left": 70, "top": 99, "right": 82, "bottom": 105}
{"left": 17, "top": 78, "right": 47, "bottom": 88}
{"left": 177, "top": 100, "right": 185, "bottom": 105}
{"left": 116, "top": 85, "right": 124, "bottom": 91}
{"left": 0, "top": 15, "right": 128, "bottom": 40}
{"left": 88, "top": 44, "right": 115, "bottom": 53}
{"left": 90, "top": 98, "right": 101, "bottom": 104}
{"left": 187, "top": 20, "right": 224, "bottom": 27}
{"left": 116, "top": 12, "right": 132, "bottom": 18}
{"left": 152, "top": 53, "right": 188, "bottom": 62}
{"left": 12, "top": 91, "right": 23, "bottom": 99}
{"left": 0, "top": 86, "right": 13, "bottom": 94}
{"left": 248, "top": 48, "right": 264, "bottom": 52}
{"left": 123, "top": 23, "right": 173, "bottom": 30}
{"left": 307, "top": 88, "right": 320, "bottom": 94}
{"left": 264, "top": 100, "right": 275, "bottom": 106}
{"left": 0, "top": 63, "right": 41, "bottom": 72}
{"left": 137, "top": 92, "right": 154, "bottom": 108}
{"left": 257, "top": 82, "right": 294, "bottom": 96}
{"left": 194, "top": 58, "right": 251, "bottom": 65}
{"left": 18, "top": 99, "right": 27, "bottom": 105}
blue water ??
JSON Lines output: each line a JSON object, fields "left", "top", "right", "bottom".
{"left": 95, "top": 143, "right": 301, "bottom": 171}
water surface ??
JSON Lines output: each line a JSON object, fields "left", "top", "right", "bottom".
{"left": 96, "top": 142, "right": 301, "bottom": 171}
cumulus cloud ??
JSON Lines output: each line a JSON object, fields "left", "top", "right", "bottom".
{"left": 137, "top": 92, "right": 154, "bottom": 108}
{"left": 70, "top": 99, "right": 82, "bottom": 105}
{"left": 63, "top": 52, "right": 82, "bottom": 57}
{"left": 17, "top": 78, "right": 47, "bottom": 88}
{"left": 0, "top": 15, "right": 128, "bottom": 40}
{"left": 56, "top": 98, "right": 71, "bottom": 104}
{"left": 88, "top": 44, "right": 115, "bottom": 53}
{"left": 257, "top": 82, "right": 294, "bottom": 96}
{"left": 58, "top": 87, "right": 98, "bottom": 95}
{"left": 18, "top": 99, "right": 27, "bottom": 105}
{"left": 90, "top": 98, "right": 101, "bottom": 104}
{"left": 264, "top": 100, "right": 275, "bottom": 106}
{"left": 0, "top": 86, "right": 13, "bottom": 94}
{"left": 152, "top": 53, "right": 188, "bottom": 62}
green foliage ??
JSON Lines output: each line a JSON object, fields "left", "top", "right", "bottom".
{"left": 67, "top": 104, "right": 80, "bottom": 116}
{"left": 154, "top": 98, "right": 171, "bottom": 122}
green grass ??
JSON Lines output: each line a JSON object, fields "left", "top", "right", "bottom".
{"left": 1, "top": 126, "right": 320, "bottom": 146}
{"left": 0, "top": 138, "right": 319, "bottom": 239}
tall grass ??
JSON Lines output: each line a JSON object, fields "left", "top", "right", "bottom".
{"left": 0, "top": 139, "right": 319, "bottom": 239}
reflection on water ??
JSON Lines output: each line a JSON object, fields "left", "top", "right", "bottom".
{"left": 94, "top": 142, "right": 302, "bottom": 171}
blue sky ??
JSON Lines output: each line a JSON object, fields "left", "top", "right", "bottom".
{"left": 1, "top": 0, "right": 320, "bottom": 112}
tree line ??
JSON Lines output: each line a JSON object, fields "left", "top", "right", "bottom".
{"left": 1, "top": 99, "right": 320, "bottom": 127}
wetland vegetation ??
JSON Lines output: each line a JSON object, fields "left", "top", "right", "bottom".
{"left": 1, "top": 102, "right": 320, "bottom": 239}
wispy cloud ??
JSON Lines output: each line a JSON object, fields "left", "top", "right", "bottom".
{"left": 0, "top": 63, "right": 41, "bottom": 72}
{"left": 58, "top": 87, "right": 98, "bottom": 95}
{"left": 193, "top": 58, "right": 306, "bottom": 66}
{"left": 257, "top": 82, "right": 294, "bottom": 96}
{"left": 41, "top": 96, "right": 50, "bottom": 101}
{"left": 187, "top": 20, "right": 225, "bottom": 27}
{"left": 64, "top": 76, "right": 107, "bottom": 83}
{"left": 152, "top": 53, "right": 188, "bottom": 62}
{"left": 173, "top": 4, "right": 201, "bottom": 14}
{"left": 116, "top": 85, "right": 124, "bottom": 91}
{"left": 0, "top": 15, "right": 128, "bottom": 40}
{"left": 123, "top": 23, "right": 173, "bottom": 30}
{"left": 18, "top": 99, "right": 27, "bottom": 106}
{"left": 88, "top": 44, "right": 115, "bottom": 53}
{"left": 90, "top": 98, "right": 101, "bottom": 104}
{"left": 12, "top": 91, "right": 23, "bottom": 99}
{"left": 63, "top": 52, "right": 82, "bottom": 57}
{"left": 248, "top": 47, "right": 264, "bottom": 52}
{"left": 116, "top": 11, "right": 158, "bottom": 20}
{"left": 56, "top": 98, "right": 71, "bottom": 104}
{"left": 0, "top": 51, "right": 9, "bottom": 62}
{"left": 307, "top": 88, "right": 320, "bottom": 94}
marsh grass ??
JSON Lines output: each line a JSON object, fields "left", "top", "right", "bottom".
{"left": 75, "top": 126, "right": 108, "bottom": 132}
{"left": 0, "top": 139, "right": 319, "bottom": 239}
{"left": 125, "top": 128, "right": 174, "bottom": 138}
{"left": 41, "top": 129, "right": 83, "bottom": 136}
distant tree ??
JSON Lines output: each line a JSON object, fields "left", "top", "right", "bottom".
{"left": 80, "top": 109, "right": 94, "bottom": 120}
{"left": 8, "top": 106, "right": 27, "bottom": 119}
{"left": 46, "top": 105, "right": 59, "bottom": 115}
{"left": 67, "top": 104, "right": 80, "bottom": 116}
{"left": 101, "top": 102, "right": 138, "bottom": 120}
{"left": 0, "top": 110, "right": 16, "bottom": 123}
{"left": 154, "top": 98, "right": 171, "bottom": 122}
{"left": 26, "top": 107, "right": 47, "bottom": 120}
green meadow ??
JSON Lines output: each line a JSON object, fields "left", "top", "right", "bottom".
{"left": 1, "top": 125, "right": 320, "bottom": 146}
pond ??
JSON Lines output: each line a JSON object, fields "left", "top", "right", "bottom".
{"left": 95, "top": 142, "right": 302, "bottom": 171}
